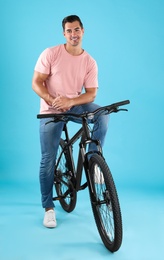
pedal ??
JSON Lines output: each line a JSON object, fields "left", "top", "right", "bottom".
{"left": 52, "top": 196, "right": 61, "bottom": 201}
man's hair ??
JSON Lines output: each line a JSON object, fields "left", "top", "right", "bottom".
{"left": 62, "top": 15, "right": 83, "bottom": 31}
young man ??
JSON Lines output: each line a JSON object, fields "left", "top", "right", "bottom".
{"left": 32, "top": 15, "right": 109, "bottom": 228}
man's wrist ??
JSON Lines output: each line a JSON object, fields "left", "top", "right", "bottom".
{"left": 44, "top": 93, "right": 53, "bottom": 105}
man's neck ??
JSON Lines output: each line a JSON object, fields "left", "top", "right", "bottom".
{"left": 64, "top": 44, "right": 84, "bottom": 56}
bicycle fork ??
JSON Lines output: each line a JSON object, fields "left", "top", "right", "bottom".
{"left": 79, "top": 136, "right": 103, "bottom": 202}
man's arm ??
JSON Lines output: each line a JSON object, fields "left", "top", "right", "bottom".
{"left": 32, "top": 71, "right": 97, "bottom": 111}
{"left": 32, "top": 71, "right": 54, "bottom": 105}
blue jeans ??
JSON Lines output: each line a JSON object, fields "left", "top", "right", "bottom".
{"left": 39, "top": 103, "right": 109, "bottom": 208}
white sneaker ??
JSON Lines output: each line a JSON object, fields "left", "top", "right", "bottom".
{"left": 43, "top": 209, "right": 57, "bottom": 228}
{"left": 94, "top": 165, "right": 104, "bottom": 184}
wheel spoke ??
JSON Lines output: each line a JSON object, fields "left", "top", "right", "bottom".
{"left": 94, "top": 181, "right": 115, "bottom": 242}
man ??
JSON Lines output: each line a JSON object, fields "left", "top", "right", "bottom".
{"left": 32, "top": 15, "right": 109, "bottom": 228}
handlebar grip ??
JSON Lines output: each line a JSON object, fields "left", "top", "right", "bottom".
{"left": 111, "top": 100, "right": 130, "bottom": 107}
{"left": 37, "top": 114, "right": 55, "bottom": 119}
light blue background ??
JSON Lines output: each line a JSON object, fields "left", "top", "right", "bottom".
{"left": 1, "top": 0, "right": 163, "bottom": 188}
{"left": 0, "top": 0, "right": 164, "bottom": 259}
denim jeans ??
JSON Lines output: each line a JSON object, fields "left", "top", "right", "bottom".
{"left": 39, "top": 103, "right": 109, "bottom": 208}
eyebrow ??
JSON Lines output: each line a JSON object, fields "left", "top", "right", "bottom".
{"left": 66, "top": 27, "right": 80, "bottom": 31}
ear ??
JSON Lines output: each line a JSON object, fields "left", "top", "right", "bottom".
{"left": 63, "top": 31, "right": 65, "bottom": 37}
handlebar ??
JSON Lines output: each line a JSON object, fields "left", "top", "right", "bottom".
{"left": 37, "top": 99, "right": 130, "bottom": 120}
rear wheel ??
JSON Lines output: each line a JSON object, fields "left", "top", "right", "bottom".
{"left": 88, "top": 154, "right": 123, "bottom": 252}
{"left": 54, "top": 139, "right": 77, "bottom": 213}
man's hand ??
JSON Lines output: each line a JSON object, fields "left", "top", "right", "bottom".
{"left": 52, "top": 96, "right": 72, "bottom": 112}
{"left": 52, "top": 88, "right": 97, "bottom": 112}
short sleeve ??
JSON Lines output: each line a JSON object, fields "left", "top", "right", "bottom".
{"left": 84, "top": 58, "right": 98, "bottom": 89}
{"left": 34, "top": 48, "right": 52, "bottom": 75}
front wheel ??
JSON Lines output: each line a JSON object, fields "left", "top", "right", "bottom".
{"left": 88, "top": 154, "right": 123, "bottom": 252}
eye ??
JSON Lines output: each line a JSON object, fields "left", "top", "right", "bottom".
{"left": 66, "top": 29, "right": 72, "bottom": 33}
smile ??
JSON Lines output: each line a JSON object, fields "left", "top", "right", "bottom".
{"left": 71, "top": 37, "right": 78, "bottom": 41}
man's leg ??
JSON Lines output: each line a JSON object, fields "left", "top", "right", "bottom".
{"left": 39, "top": 118, "right": 65, "bottom": 227}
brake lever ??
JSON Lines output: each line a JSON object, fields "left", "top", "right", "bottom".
{"left": 109, "top": 107, "right": 128, "bottom": 114}
{"left": 117, "top": 108, "right": 128, "bottom": 112}
{"left": 45, "top": 120, "right": 56, "bottom": 125}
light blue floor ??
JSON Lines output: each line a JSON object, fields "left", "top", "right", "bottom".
{"left": 0, "top": 179, "right": 164, "bottom": 260}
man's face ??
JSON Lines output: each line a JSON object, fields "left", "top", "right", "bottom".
{"left": 63, "top": 21, "right": 84, "bottom": 46}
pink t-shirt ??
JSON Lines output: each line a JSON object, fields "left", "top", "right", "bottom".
{"left": 34, "top": 44, "right": 98, "bottom": 114}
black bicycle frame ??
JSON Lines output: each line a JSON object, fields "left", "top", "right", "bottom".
{"left": 59, "top": 116, "right": 103, "bottom": 192}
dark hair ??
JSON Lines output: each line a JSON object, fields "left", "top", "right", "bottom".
{"left": 62, "top": 15, "right": 83, "bottom": 31}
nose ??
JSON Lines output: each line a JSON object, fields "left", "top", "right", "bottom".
{"left": 71, "top": 30, "right": 77, "bottom": 36}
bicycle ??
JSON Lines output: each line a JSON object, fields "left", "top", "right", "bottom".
{"left": 37, "top": 99, "right": 130, "bottom": 252}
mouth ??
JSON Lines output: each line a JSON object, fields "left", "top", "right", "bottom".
{"left": 71, "top": 37, "right": 78, "bottom": 41}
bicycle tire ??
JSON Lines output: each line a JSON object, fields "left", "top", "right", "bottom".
{"left": 88, "top": 154, "right": 123, "bottom": 252}
{"left": 54, "top": 138, "right": 77, "bottom": 213}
